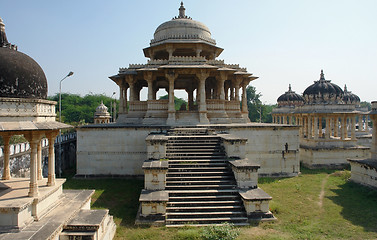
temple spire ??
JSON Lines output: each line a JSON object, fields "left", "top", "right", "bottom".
{"left": 288, "top": 84, "right": 292, "bottom": 92}
{"left": 344, "top": 84, "right": 348, "bottom": 93}
{"left": 179, "top": 2, "right": 186, "bottom": 18}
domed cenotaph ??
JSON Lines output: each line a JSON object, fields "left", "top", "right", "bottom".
{"left": 272, "top": 70, "right": 370, "bottom": 168}
{"left": 0, "top": 17, "right": 115, "bottom": 239}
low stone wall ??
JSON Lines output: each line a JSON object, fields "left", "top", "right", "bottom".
{"left": 349, "top": 160, "right": 377, "bottom": 188}
{"left": 300, "top": 146, "right": 370, "bottom": 169}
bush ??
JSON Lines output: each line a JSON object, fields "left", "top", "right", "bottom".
{"left": 200, "top": 223, "right": 240, "bottom": 240}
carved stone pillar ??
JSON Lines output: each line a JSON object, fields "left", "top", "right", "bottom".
{"left": 197, "top": 70, "right": 210, "bottom": 123}
{"left": 372, "top": 114, "right": 377, "bottom": 159}
{"left": 144, "top": 72, "right": 154, "bottom": 101}
{"left": 166, "top": 71, "right": 177, "bottom": 125}
{"left": 47, "top": 131, "right": 58, "bottom": 186}
{"left": 314, "top": 116, "right": 319, "bottom": 139}
{"left": 308, "top": 116, "right": 312, "bottom": 139}
{"left": 325, "top": 117, "right": 331, "bottom": 139}
{"left": 351, "top": 116, "right": 356, "bottom": 140}
{"left": 25, "top": 132, "right": 43, "bottom": 197}
{"left": 241, "top": 82, "right": 248, "bottom": 113}
{"left": 318, "top": 116, "right": 322, "bottom": 138}
{"left": 218, "top": 73, "right": 227, "bottom": 100}
{"left": 2, "top": 134, "right": 11, "bottom": 180}
{"left": 341, "top": 116, "right": 347, "bottom": 140}
{"left": 187, "top": 88, "right": 194, "bottom": 111}
{"left": 37, "top": 140, "right": 43, "bottom": 180}
{"left": 128, "top": 81, "right": 135, "bottom": 101}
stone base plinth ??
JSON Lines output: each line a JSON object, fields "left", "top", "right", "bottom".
{"left": 136, "top": 189, "right": 168, "bottom": 225}
{"left": 348, "top": 159, "right": 377, "bottom": 189}
{"left": 60, "top": 209, "right": 116, "bottom": 240}
{"left": 239, "top": 188, "right": 275, "bottom": 221}
{"left": 300, "top": 145, "right": 370, "bottom": 169}
{"left": 0, "top": 178, "right": 65, "bottom": 232}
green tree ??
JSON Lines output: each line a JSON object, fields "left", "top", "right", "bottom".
{"left": 246, "top": 86, "right": 275, "bottom": 123}
{"left": 48, "top": 93, "right": 118, "bottom": 125}
{"left": 159, "top": 95, "right": 188, "bottom": 110}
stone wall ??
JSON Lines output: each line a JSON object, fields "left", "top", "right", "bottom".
{"left": 76, "top": 124, "right": 300, "bottom": 177}
{"left": 76, "top": 126, "right": 162, "bottom": 176}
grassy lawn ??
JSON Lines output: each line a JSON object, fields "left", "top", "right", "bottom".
{"left": 63, "top": 168, "right": 377, "bottom": 240}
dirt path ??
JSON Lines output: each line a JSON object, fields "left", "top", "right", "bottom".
{"left": 318, "top": 174, "right": 330, "bottom": 209}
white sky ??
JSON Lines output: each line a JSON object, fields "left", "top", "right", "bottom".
{"left": 1, "top": 0, "right": 376, "bottom": 104}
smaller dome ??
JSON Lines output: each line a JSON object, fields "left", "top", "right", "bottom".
{"left": 303, "top": 70, "right": 343, "bottom": 104}
{"left": 95, "top": 101, "right": 110, "bottom": 116}
{"left": 277, "top": 84, "right": 304, "bottom": 107}
{"left": 342, "top": 85, "right": 360, "bottom": 105}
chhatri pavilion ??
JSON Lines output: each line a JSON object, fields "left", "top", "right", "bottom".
{"left": 272, "top": 70, "right": 370, "bottom": 168}
{"left": 109, "top": 2, "right": 256, "bottom": 126}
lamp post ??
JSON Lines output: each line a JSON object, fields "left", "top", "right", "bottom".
{"left": 110, "top": 92, "right": 116, "bottom": 122}
{"left": 58, "top": 71, "right": 74, "bottom": 177}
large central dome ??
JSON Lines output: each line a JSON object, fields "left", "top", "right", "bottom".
{"left": 150, "top": 2, "right": 216, "bottom": 46}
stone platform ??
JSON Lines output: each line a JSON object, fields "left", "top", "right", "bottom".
{"left": 0, "top": 178, "right": 66, "bottom": 232}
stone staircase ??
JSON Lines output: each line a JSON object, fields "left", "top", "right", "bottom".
{"left": 164, "top": 128, "right": 248, "bottom": 226}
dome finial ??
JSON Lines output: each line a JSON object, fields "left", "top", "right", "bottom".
{"left": 288, "top": 84, "right": 292, "bottom": 92}
{"left": 179, "top": 1, "right": 186, "bottom": 18}
{"left": 320, "top": 69, "right": 325, "bottom": 81}
{"left": 344, "top": 84, "right": 348, "bottom": 92}
{"left": 0, "top": 17, "right": 17, "bottom": 50}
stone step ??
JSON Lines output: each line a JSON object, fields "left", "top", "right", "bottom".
{"left": 167, "top": 171, "right": 230, "bottom": 177}
{"left": 165, "top": 217, "right": 248, "bottom": 225}
{"left": 167, "top": 206, "right": 243, "bottom": 213}
{"left": 168, "top": 166, "right": 228, "bottom": 171}
{"left": 169, "top": 162, "right": 227, "bottom": 166}
{"left": 166, "top": 180, "right": 233, "bottom": 185}
{"left": 168, "top": 189, "right": 238, "bottom": 196}
{"left": 167, "top": 156, "right": 227, "bottom": 160}
{"left": 166, "top": 211, "right": 246, "bottom": 217}
{"left": 168, "top": 159, "right": 227, "bottom": 164}
{"left": 168, "top": 200, "right": 242, "bottom": 206}
{"left": 165, "top": 185, "right": 236, "bottom": 190}
{"left": 166, "top": 148, "right": 222, "bottom": 152}
{"left": 166, "top": 175, "right": 233, "bottom": 181}
{"left": 169, "top": 195, "right": 240, "bottom": 201}
{"left": 166, "top": 222, "right": 250, "bottom": 227}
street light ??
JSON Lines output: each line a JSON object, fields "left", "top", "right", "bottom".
{"left": 58, "top": 71, "right": 73, "bottom": 177}
{"left": 110, "top": 92, "right": 116, "bottom": 122}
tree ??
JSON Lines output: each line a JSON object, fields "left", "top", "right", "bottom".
{"left": 48, "top": 93, "right": 119, "bottom": 125}
{"left": 246, "top": 86, "right": 275, "bottom": 123}
{"left": 159, "top": 95, "right": 188, "bottom": 110}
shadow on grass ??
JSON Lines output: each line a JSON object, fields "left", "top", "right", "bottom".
{"left": 327, "top": 181, "right": 377, "bottom": 233}
{"left": 63, "top": 175, "right": 144, "bottom": 227}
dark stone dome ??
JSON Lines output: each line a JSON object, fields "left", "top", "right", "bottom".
{"left": 303, "top": 70, "right": 343, "bottom": 104}
{"left": 277, "top": 84, "right": 304, "bottom": 107}
{"left": 342, "top": 85, "right": 360, "bottom": 104}
{"left": 0, "top": 47, "right": 48, "bottom": 99}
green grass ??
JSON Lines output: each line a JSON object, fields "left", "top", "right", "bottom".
{"left": 63, "top": 168, "right": 377, "bottom": 240}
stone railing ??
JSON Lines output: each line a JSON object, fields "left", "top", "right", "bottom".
{"left": 145, "top": 135, "right": 168, "bottom": 160}
{"left": 229, "top": 158, "right": 260, "bottom": 189}
{"left": 150, "top": 34, "right": 216, "bottom": 46}
{"left": 147, "top": 100, "right": 168, "bottom": 111}
{"left": 129, "top": 101, "right": 148, "bottom": 112}
{"left": 0, "top": 139, "right": 48, "bottom": 158}
{"left": 169, "top": 56, "right": 206, "bottom": 65}
{"left": 0, "top": 97, "right": 56, "bottom": 119}
{"left": 206, "top": 99, "right": 225, "bottom": 111}
{"left": 147, "top": 59, "right": 169, "bottom": 65}
{"left": 225, "top": 100, "right": 241, "bottom": 111}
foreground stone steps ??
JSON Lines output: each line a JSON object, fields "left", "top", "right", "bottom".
{"left": 166, "top": 222, "right": 250, "bottom": 227}
{"left": 164, "top": 128, "right": 248, "bottom": 226}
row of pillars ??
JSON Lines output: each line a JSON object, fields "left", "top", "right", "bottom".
{"left": 273, "top": 114, "right": 369, "bottom": 140}
{"left": 117, "top": 72, "right": 249, "bottom": 118}
{"left": 1, "top": 130, "right": 59, "bottom": 197}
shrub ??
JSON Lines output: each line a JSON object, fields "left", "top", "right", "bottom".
{"left": 200, "top": 223, "right": 240, "bottom": 240}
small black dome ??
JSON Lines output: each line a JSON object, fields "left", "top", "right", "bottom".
{"left": 303, "top": 70, "right": 343, "bottom": 104}
{"left": 342, "top": 85, "right": 360, "bottom": 104}
{"left": 0, "top": 47, "right": 48, "bottom": 99}
{"left": 277, "top": 84, "right": 304, "bottom": 107}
